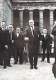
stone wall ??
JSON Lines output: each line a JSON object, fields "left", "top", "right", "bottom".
{"left": 0, "top": 0, "right": 4, "bottom": 26}
{"left": 12, "top": 0, "right": 56, "bottom": 2}
{"left": 0, "top": 0, "right": 13, "bottom": 26}
{"left": 3, "top": 0, "right": 13, "bottom": 26}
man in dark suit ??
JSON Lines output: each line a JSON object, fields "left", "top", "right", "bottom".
{"left": 52, "top": 21, "right": 56, "bottom": 63}
{"left": 33, "top": 27, "right": 40, "bottom": 68}
{"left": 41, "top": 29, "right": 52, "bottom": 63}
{"left": 0, "top": 27, "right": 3, "bottom": 65}
{"left": 41, "top": 29, "right": 47, "bottom": 62}
{"left": 16, "top": 28, "right": 24, "bottom": 64}
{"left": 51, "top": 21, "right": 56, "bottom": 78}
{"left": 27, "top": 20, "right": 40, "bottom": 69}
{"left": 8, "top": 24, "right": 17, "bottom": 64}
{"left": 46, "top": 33, "right": 52, "bottom": 63}
{"left": 1, "top": 24, "right": 11, "bottom": 68}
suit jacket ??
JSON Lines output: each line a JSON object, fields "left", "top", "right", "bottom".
{"left": 42, "top": 34, "right": 52, "bottom": 49}
{"left": 0, "top": 30, "right": 3, "bottom": 50}
{"left": 27, "top": 28, "right": 34, "bottom": 51}
{"left": 27, "top": 27, "right": 40, "bottom": 54}
{"left": 16, "top": 33, "right": 24, "bottom": 49}
{"left": 52, "top": 26, "right": 56, "bottom": 49}
{"left": 9, "top": 31, "right": 17, "bottom": 47}
{"left": 52, "top": 26, "right": 56, "bottom": 36}
{"left": 42, "top": 35, "right": 47, "bottom": 49}
{"left": 46, "top": 34, "right": 52, "bottom": 47}
{"left": 33, "top": 30, "right": 40, "bottom": 52}
{"left": 2, "top": 30, "right": 10, "bottom": 50}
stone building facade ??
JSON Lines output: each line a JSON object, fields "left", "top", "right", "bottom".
{"left": 1, "top": 0, "right": 56, "bottom": 33}
{"left": 11, "top": 0, "right": 56, "bottom": 33}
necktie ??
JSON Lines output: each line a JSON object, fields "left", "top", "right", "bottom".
{"left": 10, "top": 32, "right": 12, "bottom": 40}
{"left": 31, "top": 27, "right": 34, "bottom": 37}
{"left": 32, "top": 30, "right": 34, "bottom": 37}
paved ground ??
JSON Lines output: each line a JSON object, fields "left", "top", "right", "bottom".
{"left": 0, "top": 58, "right": 56, "bottom": 80}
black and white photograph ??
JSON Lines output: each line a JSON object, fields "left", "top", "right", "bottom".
{"left": 0, "top": 0, "right": 56, "bottom": 80}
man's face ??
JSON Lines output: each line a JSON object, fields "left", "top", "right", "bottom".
{"left": 43, "top": 29, "right": 47, "bottom": 36}
{"left": 9, "top": 26, "right": 13, "bottom": 32}
{"left": 1, "top": 22, "right": 6, "bottom": 30}
{"left": 16, "top": 28, "right": 20, "bottom": 33}
{"left": 29, "top": 20, "right": 34, "bottom": 26}
{"left": 2, "top": 26, "right": 6, "bottom": 30}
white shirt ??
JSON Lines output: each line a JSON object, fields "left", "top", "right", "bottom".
{"left": 30, "top": 27, "right": 34, "bottom": 37}
{"left": 16, "top": 33, "right": 19, "bottom": 37}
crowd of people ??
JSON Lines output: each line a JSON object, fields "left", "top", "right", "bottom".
{"left": 0, "top": 20, "right": 55, "bottom": 71}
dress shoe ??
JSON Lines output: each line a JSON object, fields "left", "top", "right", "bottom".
{"left": 41, "top": 60, "right": 44, "bottom": 62}
{"left": 14, "top": 62, "right": 17, "bottom": 64}
{"left": 34, "top": 66, "right": 38, "bottom": 69}
{"left": 47, "top": 61, "right": 50, "bottom": 63}
{"left": 7, "top": 65, "right": 11, "bottom": 67}
{"left": 30, "top": 66, "right": 33, "bottom": 69}
{"left": 3, "top": 66, "right": 6, "bottom": 69}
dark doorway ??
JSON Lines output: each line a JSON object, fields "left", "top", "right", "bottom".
{"left": 54, "top": 10, "right": 56, "bottom": 21}
{"left": 13, "top": 10, "right": 20, "bottom": 29}
{"left": 43, "top": 9, "right": 50, "bottom": 32}
{"left": 23, "top": 9, "right": 29, "bottom": 28}
{"left": 33, "top": 9, "right": 39, "bottom": 30}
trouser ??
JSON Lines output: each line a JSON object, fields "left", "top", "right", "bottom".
{"left": 16, "top": 48, "right": 19, "bottom": 63}
{"left": 47, "top": 48, "right": 50, "bottom": 62}
{"left": 19, "top": 48, "right": 23, "bottom": 64}
{"left": 0, "top": 50, "right": 3, "bottom": 65}
{"left": 42, "top": 48, "right": 46, "bottom": 61}
{"left": 10, "top": 44, "right": 17, "bottom": 64}
{"left": 23, "top": 52, "right": 28, "bottom": 63}
{"left": 54, "top": 48, "right": 56, "bottom": 63}
{"left": 29, "top": 53, "right": 38, "bottom": 67}
{"left": 3, "top": 49, "right": 10, "bottom": 68}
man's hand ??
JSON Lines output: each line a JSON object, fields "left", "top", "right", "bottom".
{"left": 5, "top": 45, "right": 8, "bottom": 49}
{"left": 12, "top": 40, "right": 14, "bottom": 43}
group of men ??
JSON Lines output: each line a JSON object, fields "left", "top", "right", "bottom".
{"left": 0, "top": 22, "right": 24, "bottom": 69}
{"left": 0, "top": 20, "right": 54, "bottom": 70}
{"left": 25, "top": 20, "right": 53, "bottom": 69}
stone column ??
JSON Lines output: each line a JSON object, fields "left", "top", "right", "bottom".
{"left": 19, "top": 9, "right": 23, "bottom": 27}
{"left": 0, "top": 0, "right": 4, "bottom": 25}
{"left": 39, "top": 9, "right": 44, "bottom": 33}
{"left": 29, "top": 10, "right": 33, "bottom": 20}
{"left": 50, "top": 9, "right": 54, "bottom": 33}
{"left": 11, "top": 9, "right": 13, "bottom": 25}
